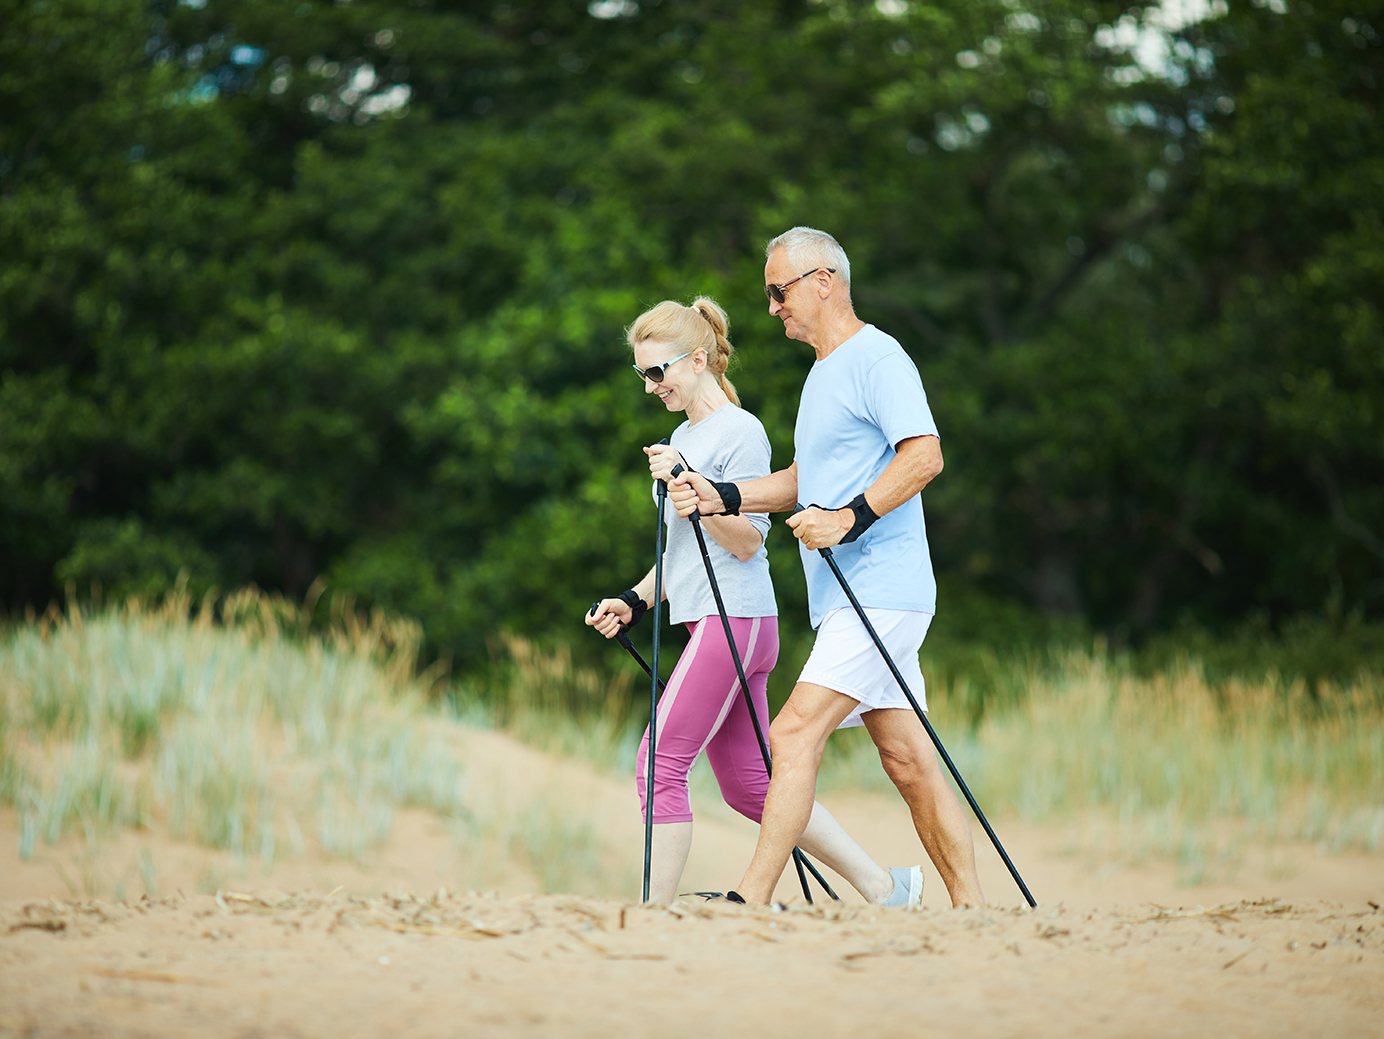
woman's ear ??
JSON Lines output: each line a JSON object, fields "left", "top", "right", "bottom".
{"left": 692, "top": 348, "right": 709, "bottom": 373}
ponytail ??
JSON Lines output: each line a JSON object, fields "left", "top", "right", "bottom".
{"left": 691, "top": 297, "right": 740, "bottom": 407}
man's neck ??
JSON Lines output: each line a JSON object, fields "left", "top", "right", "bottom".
{"left": 809, "top": 308, "right": 867, "bottom": 361}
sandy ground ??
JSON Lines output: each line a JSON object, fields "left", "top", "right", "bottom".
{"left": 2, "top": 726, "right": 1381, "bottom": 1036}
{"left": 2, "top": 892, "right": 1381, "bottom": 1038}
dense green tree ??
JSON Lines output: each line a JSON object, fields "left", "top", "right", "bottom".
{"left": 2, "top": 0, "right": 1379, "bottom": 669}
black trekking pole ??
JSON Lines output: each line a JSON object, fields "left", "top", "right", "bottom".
{"left": 641, "top": 448, "right": 673, "bottom": 903}
{"left": 590, "top": 603, "right": 665, "bottom": 689}
{"left": 795, "top": 505, "right": 1037, "bottom": 908}
{"left": 591, "top": 597, "right": 835, "bottom": 903}
{"left": 615, "top": 625, "right": 658, "bottom": 685}
{"left": 672, "top": 465, "right": 838, "bottom": 904}
{"left": 585, "top": 605, "right": 662, "bottom": 903}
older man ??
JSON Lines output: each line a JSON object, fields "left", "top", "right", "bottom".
{"left": 669, "top": 226, "right": 984, "bottom": 907}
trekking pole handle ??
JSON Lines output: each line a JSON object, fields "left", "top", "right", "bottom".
{"left": 589, "top": 597, "right": 636, "bottom": 647}
{"left": 668, "top": 462, "right": 697, "bottom": 523}
{"left": 670, "top": 462, "right": 711, "bottom": 530}
{"left": 588, "top": 600, "right": 624, "bottom": 624}
{"left": 588, "top": 599, "right": 630, "bottom": 631}
{"left": 655, "top": 438, "right": 670, "bottom": 500}
{"left": 592, "top": 600, "right": 661, "bottom": 691}
{"left": 791, "top": 502, "right": 832, "bottom": 556}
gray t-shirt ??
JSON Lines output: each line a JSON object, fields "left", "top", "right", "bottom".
{"left": 653, "top": 403, "right": 778, "bottom": 624}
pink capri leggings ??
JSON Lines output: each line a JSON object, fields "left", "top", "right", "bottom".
{"left": 635, "top": 615, "right": 778, "bottom": 825}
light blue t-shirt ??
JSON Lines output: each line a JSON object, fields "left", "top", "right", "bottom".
{"left": 794, "top": 324, "right": 939, "bottom": 628}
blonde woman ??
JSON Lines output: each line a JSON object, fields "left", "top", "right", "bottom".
{"left": 587, "top": 298, "right": 922, "bottom": 907}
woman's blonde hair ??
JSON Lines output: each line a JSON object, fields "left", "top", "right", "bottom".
{"left": 626, "top": 297, "right": 740, "bottom": 406}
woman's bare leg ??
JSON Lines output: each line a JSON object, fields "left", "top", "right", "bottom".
{"left": 646, "top": 821, "right": 694, "bottom": 904}
{"left": 796, "top": 801, "right": 895, "bottom": 904}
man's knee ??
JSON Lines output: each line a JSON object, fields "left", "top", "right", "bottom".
{"left": 767, "top": 717, "right": 809, "bottom": 764}
{"left": 875, "top": 736, "right": 938, "bottom": 793}
{"left": 768, "top": 684, "right": 859, "bottom": 767}
{"left": 768, "top": 700, "right": 824, "bottom": 766}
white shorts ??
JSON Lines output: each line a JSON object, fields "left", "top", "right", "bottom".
{"left": 798, "top": 607, "right": 932, "bottom": 729}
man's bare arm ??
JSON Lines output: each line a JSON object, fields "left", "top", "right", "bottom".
{"left": 669, "top": 461, "right": 799, "bottom": 518}
{"left": 735, "top": 461, "right": 799, "bottom": 514}
{"left": 864, "top": 435, "right": 943, "bottom": 515}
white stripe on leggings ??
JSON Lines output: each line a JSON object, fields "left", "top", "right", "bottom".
{"left": 692, "top": 615, "right": 763, "bottom": 764}
{"left": 651, "top": 616, "right": 708, "bottom": 721}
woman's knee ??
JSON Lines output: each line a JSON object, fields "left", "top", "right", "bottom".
{"left": 636, "top": 758, "right": 696, "bottom": 817}
{"left": 721, "top": 784, "right": 765, "bottom": 823}
{"left": 638, "top": 779, "right": 693, "bottom": 821}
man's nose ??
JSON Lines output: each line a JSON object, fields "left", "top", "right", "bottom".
{"left": 768, "top": 297, "right": 783, "bottom": 316}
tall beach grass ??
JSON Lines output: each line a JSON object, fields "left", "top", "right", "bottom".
{"left": 0, "top": 589, "right": 647, "bottom": 898}
{"left": 5, "top": 587, "right": 1379, "bottom": 894}
{"left": 0, "top": 589, "right": 470, "bottom": 871}
{"left": 819, "top": 646, "right": 1384, "bottom": 879}
{"left": 481, "top": 626, "right": 1383, "bottom": 879}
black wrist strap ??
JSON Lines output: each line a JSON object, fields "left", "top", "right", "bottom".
{"left": 839, "top": 492, "right": 879, "bottom": 544}
{"left": 710, "top": 481, "right": 741, "bottom": 516}
{"left": 617, "top": 589, "right": 648, "bottom": 627}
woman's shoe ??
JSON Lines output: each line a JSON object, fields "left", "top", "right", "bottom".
{"left": 880, "top": 865, "right": 923, "bottom": 909}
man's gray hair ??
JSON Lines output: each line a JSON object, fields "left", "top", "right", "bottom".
{"left": 765, "top": 226, "right": 852, "bottom": 287}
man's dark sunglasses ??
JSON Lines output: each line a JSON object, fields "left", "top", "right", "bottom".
{"left": 764, "top": 267, "right": 836, "bottom": 304}
{"left": 631, "top": 349, "right": 692, "bottom": 383}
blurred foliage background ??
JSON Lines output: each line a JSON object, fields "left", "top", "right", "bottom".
{"left": 2, "top": 0, "right": 1381, "bottom": 698}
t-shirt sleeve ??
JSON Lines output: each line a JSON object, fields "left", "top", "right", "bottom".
{"left": 864, "top": 350, "right": 939, "bottom": 448}
{"left": 718, "top": 414, "right": 774, "bottom": 538}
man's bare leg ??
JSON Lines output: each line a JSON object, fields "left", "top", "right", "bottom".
{"left": 734, "top": 682, "right": 859, "bottom": 904}
{"left": 862, "top": 708, "right": 985, "bottom": 907}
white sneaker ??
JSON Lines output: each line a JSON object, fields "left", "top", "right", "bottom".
{"left": 881, "top": 865, "right": 923, "bottom": 909}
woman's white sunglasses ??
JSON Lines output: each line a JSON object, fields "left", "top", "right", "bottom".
{"left": 632, "top": 350, "right": 692, "bottom": 383}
